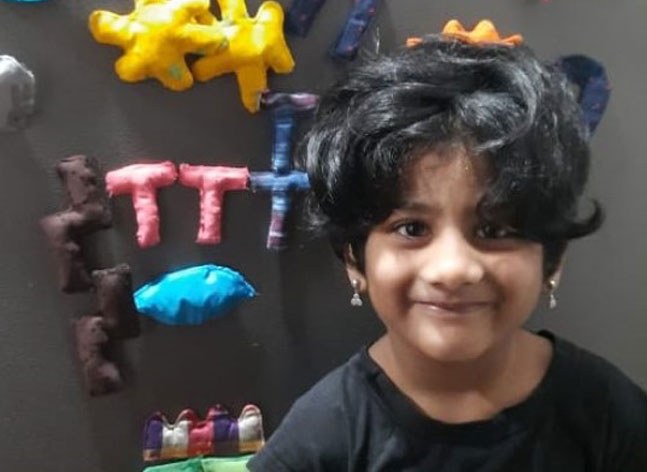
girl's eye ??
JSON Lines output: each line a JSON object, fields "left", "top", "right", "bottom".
{"left": 475, "top": 222, "right": 514, "bottom": 239}
{"left": 394, "top": 221, "right": 429, "bottom": 238}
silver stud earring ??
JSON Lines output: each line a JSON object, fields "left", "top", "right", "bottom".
{"left": 350, "top": 279, "right": 363, "bottom": 307}
{"left": 548, "top": 279, "right": 557, "bottom": 310}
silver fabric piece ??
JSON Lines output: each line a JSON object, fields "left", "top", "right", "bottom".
{"left": 0, "top": 55, "right": 36, "bottom": 132}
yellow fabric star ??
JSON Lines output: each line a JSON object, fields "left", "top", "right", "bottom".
{"left": 89, "top": 0, "right": 227, "bottom": 91}
{"left": 191, "top": 0, "right": 295, "bottom": 113}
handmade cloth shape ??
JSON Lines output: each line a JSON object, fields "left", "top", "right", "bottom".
{"left": 179, "top": 164, "right": 249, "bottom": 244}
{"left": 41, "top": 211, "right": 100, "bottom": 293}
{"left": 106, "top": 161, "right": 178, "bottom": 248}
{"left": 92, "top": 264, "right": 141, "bottom": 339}
{"left": 57, "top": 155, "right": 112, "bottom": 227}
{"left": 89, "top": 0, "right": 226, "bottom": 91}
{"left": 249, "top": 91, "right": 315, "bottom": 249}
{"left": 134, "top": 264, "right": 255, "bottom": 325}
{"left": 250, "top": 173, "right": 309, "bottom": 249}
{"left": 285, "top": 0, "right": 327, "bottom": 36}
{"left": 330, "top": 0, "right": 380, "bottom": 60}
{"left": 191, "top": 0, "right": 295, "bottom": 113}
{"left": 75, "top": 316, "right": 122, "bottom": 396}
{"left": 143, "top": 404, "right": 264, "bottom": 461}
{"left": 260, "top": 91, "right": 318, "bottom": 173}
{"left": 142, "top": 455, "right": 253, "bottom": 472}
{"left": 439, "top": 19, "right": 523, "bottom": 47}
{"left": 0, "top": 55, "right": 35, "bottom": 132}
{"left": 40, "top": 156, "right": 112, "bottom": 293}
{"left": 557, "top": 55, "right": 611, "bottom": 134}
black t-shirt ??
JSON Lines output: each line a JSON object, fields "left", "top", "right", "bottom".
{"left": 248, "top": 331, "right": 647, "bottom": 471}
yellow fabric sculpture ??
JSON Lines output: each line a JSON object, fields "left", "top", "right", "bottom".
{"left": 192, "top": 0, "right": 295, "bottom": 112}
{"left": 89, "top": 0, "right": 226, "bottom": 91}
{"left": 89, "top": 0, "right": 295, "bottom": 112}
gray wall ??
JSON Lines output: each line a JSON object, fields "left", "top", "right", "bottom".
{"left": 0, "top": 0, "right": 645, "bottom": 470}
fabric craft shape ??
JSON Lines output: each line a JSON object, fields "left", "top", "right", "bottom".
{"left": 92, "top": 264, "right": 141, "bottom": 339}
{"left": 75, "top": 316, "right": 122, "bottom": 396}
{"left": 40, "top": 155, "right": 112, "bottom": 293}
{"left": 191, "top": 0, "right": 295, "bottom": 113}
{"left": 40, "top": 157, "right": 140, "bottom": 396}
{"left": 89, "top": 0, "right": 295, "bottom": 112}
{"left": 142, "top": 455, "right": 253, "bottom": 472}
{"left": 330, "top": 0, "right": 380, "bottom": 60}
{"left": 143, "top": 404, "right": 264, "bottom": 461}
{"left": 0, "top": 55, "right": 35, "bottom": 132}
{"left": 105, "top": 161, "right": 177, "bottom": 248}
{"left": 557, "top": 55, "right": 611, "bottom": 134}
{"left": 134, "top": 264, "right": 255, "bottom": 325}
{"left": 285, "top": 0, "right": 327, "bottom": 37}
{"left": 74, "top": 264, "right": 142, "bottom": 396}
{"left": 250, "top": 91, "right": 316, "bottom": 249}
{"left": 89, "top": 0, "right": 227, "bottom": 91}
{"left": 179, "top": 164, "right": 249, "bottom": 244}
{"left": 407, "top": 19, "right": 524, "bottom": 48}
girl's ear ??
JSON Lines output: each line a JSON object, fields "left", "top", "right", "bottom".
{"left": 344, "top": 245, "right": 366, "bottom": 290}
{"left": 547, "top": 256, "right": 565, "bottom": 289}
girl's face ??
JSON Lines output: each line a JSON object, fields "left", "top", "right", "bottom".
{"left": 348, "top": 148, "right": 548, "bottom": 362}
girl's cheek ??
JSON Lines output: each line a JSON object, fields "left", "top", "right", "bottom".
{"left": 490, "top": 249, "right": 543, "bottom": 289}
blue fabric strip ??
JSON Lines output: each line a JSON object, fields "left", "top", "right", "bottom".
{"left": 330, "top": 0, "right": 380, "bottom": 60}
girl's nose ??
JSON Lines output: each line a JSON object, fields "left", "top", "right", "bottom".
{"left": 418, "top": 228, "right": 485, "bottom": 292}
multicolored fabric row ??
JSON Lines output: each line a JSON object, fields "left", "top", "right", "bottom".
{"left": 143, "top": 404, "right": 264, "bottom": 462}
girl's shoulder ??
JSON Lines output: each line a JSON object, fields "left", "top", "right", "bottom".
{"left": 248, "top": 348, "right": 386, "bottom": 471}
{"left": 544, "top": 329, "right": 646, "bottom": 401}
{"left": 543, "top": 330, "right": 647, "bottom": 442}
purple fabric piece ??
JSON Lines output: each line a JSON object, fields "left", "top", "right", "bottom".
{"left": 557, "top": 55, "right": 611, "bottom": 134}
{"left": 212, "top": 406, "right": 239, "bottom": 455}
{"left": 213, "top": 406, "right": 239, "bottom": 442}
{"left": 285, "top": 0, "right": 328, "bottom": 37}
{"left": 144, "top": 415, "right": 164, "bottom": 450}
{"left": 268, "top": 191, "right": 290, "bottom": 249}
{"left": 330, "top": 0, "right": 380, "bottom": 60}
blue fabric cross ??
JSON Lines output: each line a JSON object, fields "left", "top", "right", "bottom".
{"left": 250, "top": 92, "right": 318, "bottom": 249}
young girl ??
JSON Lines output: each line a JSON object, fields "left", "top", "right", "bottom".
{"left": 248, "top": 20, "right": 647, "bottom": 471}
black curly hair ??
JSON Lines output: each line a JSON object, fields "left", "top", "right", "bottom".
{"left": 301, "top": 34, "right": 603, "bottom": 279}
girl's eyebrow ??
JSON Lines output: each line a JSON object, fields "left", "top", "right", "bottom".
{"left": 395, "top": 201, "right": 439, "bottom": 214}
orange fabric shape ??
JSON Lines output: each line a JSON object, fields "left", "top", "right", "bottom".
{"left": 441, "top": 19, "right": 523, "bottom": 46}
{"left": 407, "top": 19, "right": 523, "bottom": 48}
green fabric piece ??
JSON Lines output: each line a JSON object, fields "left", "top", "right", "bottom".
{"left": 142, "top": 455, "right": 252, "bottom": 472}
{"left": 143, "top": 458, "right": 204, "bottom": 472}
{"left": 202, "top": 454, "right": 252, "bottom": 471}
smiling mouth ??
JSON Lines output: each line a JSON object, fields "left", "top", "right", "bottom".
{"left": 416, "top": 301, "right": 493, "bottom": 316}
